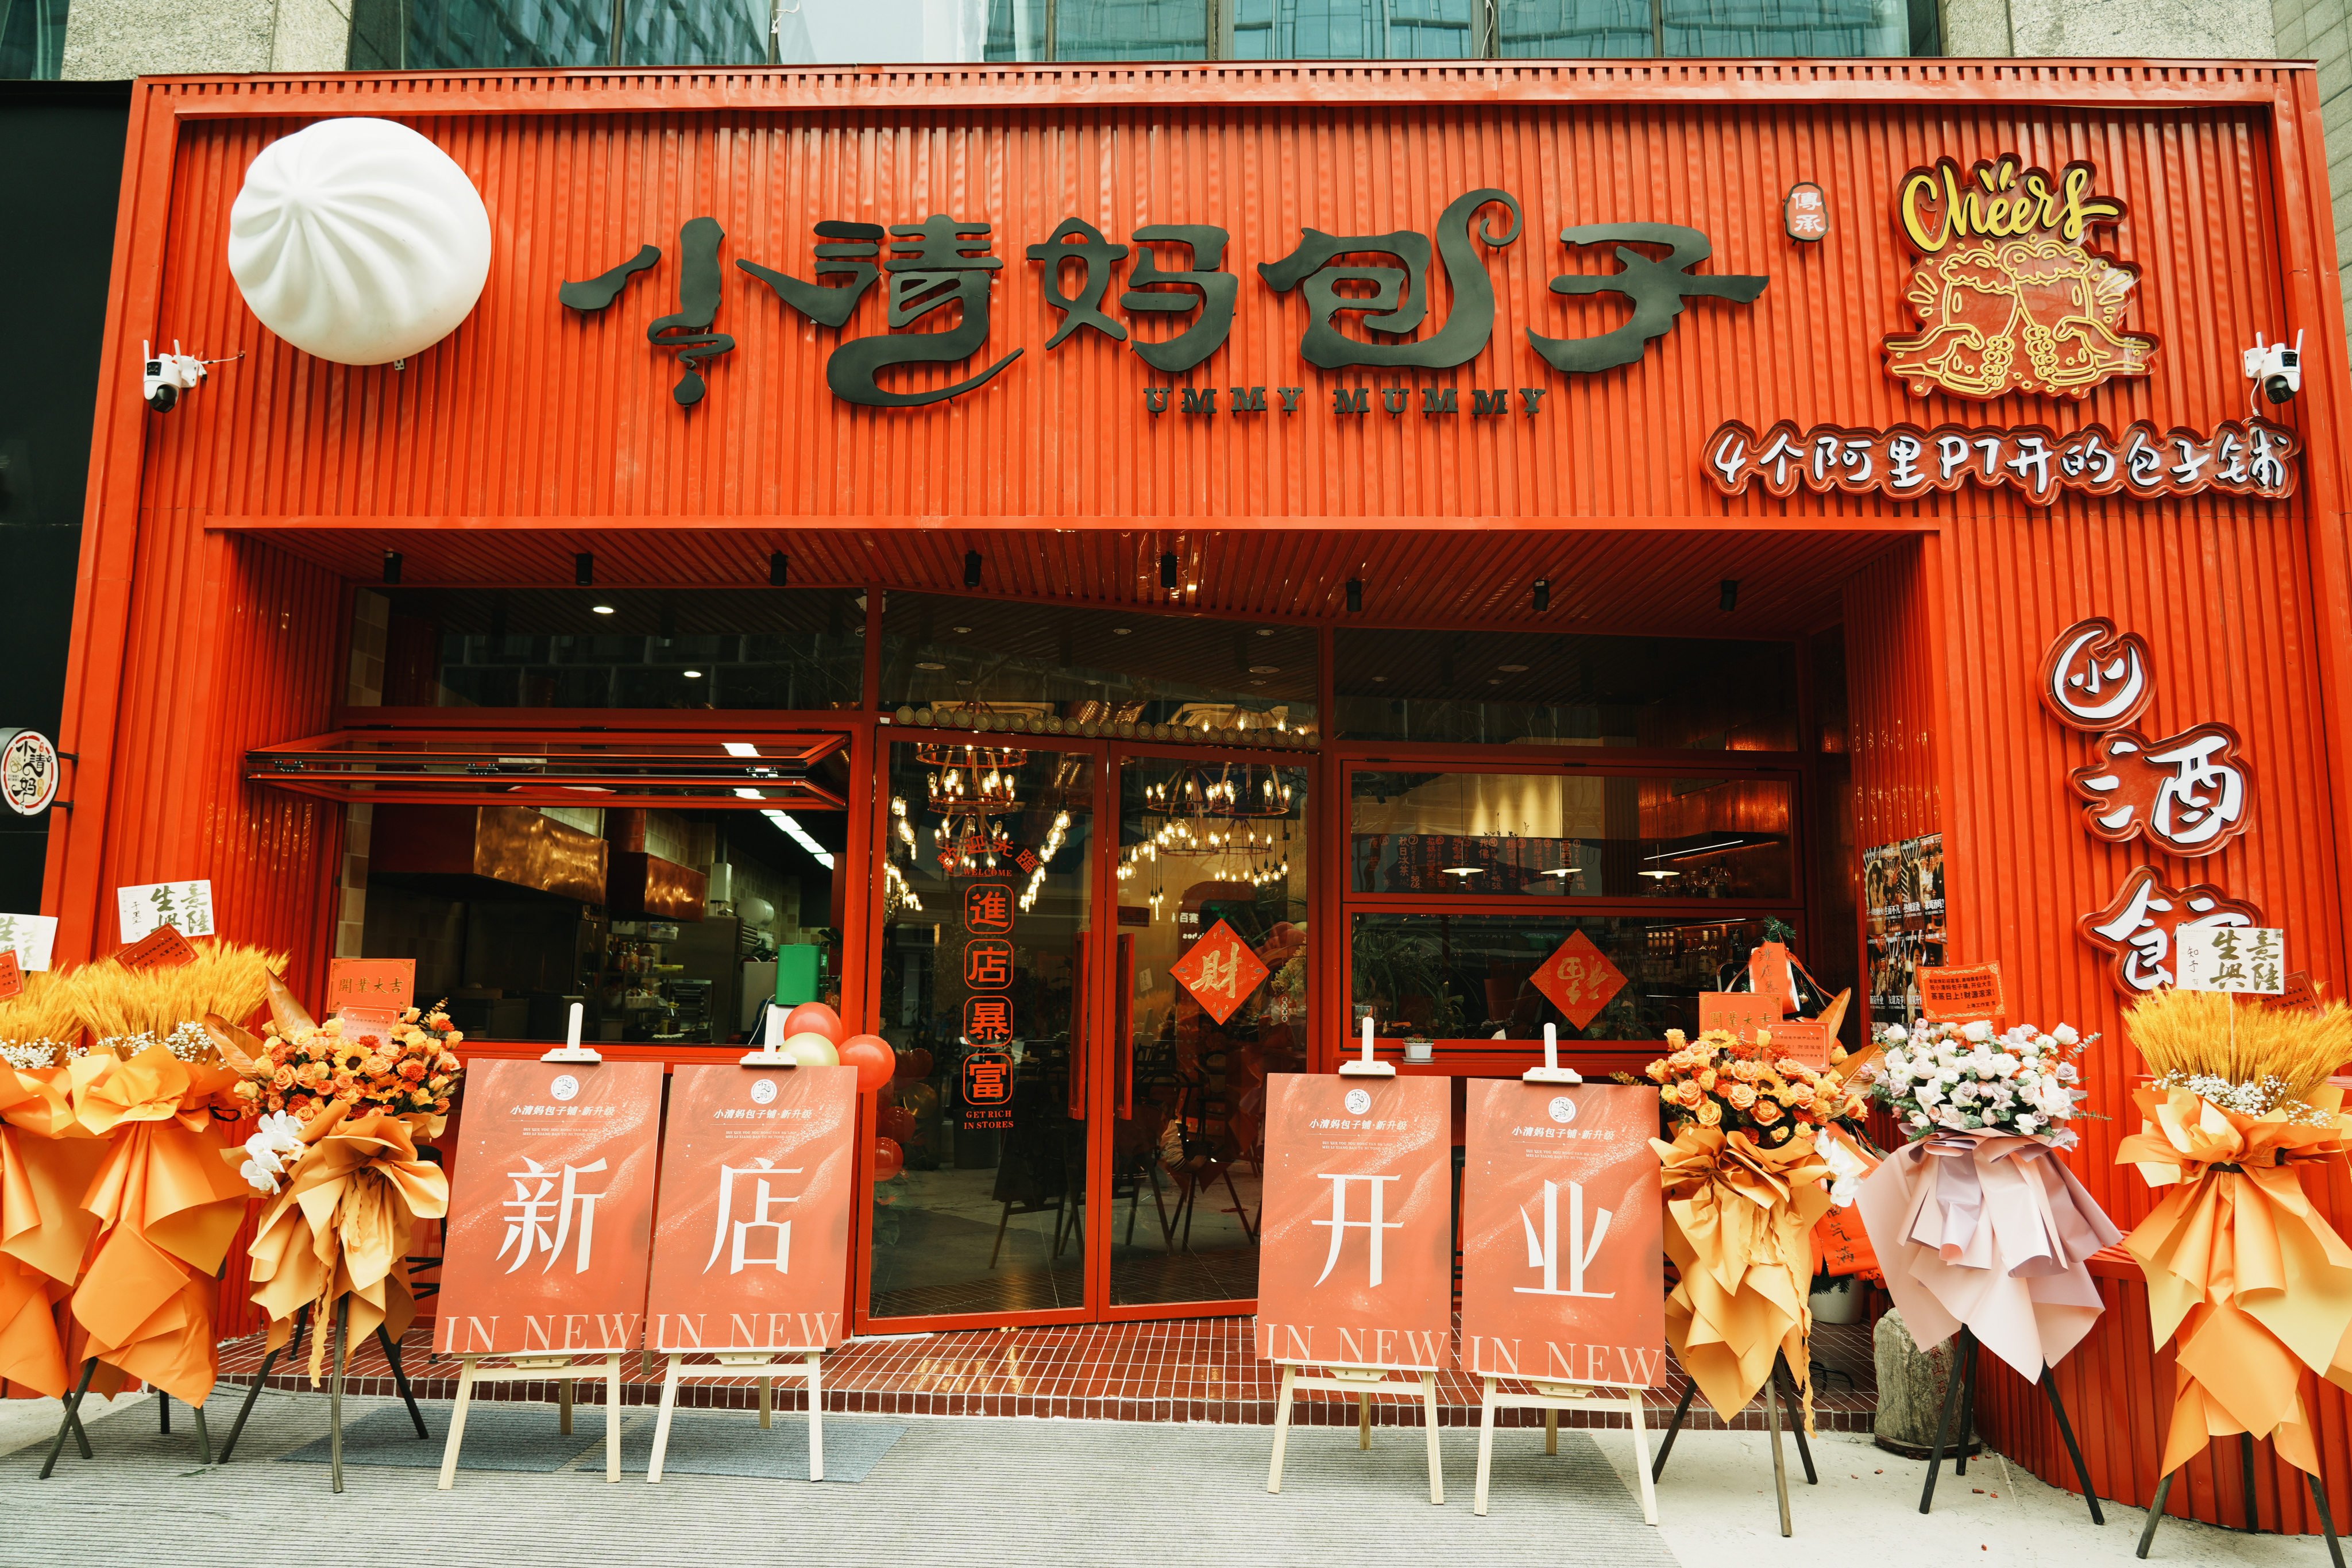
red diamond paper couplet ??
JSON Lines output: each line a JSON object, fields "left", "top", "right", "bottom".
{"left": 1170, "top": 919, "right": 1270, "bottom": 1026}
{"left": 1532, "top": 930, "right": 1627, "bottom": 1031}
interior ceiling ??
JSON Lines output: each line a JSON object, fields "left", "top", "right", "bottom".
{"left": 237, "top": 527, "right": 1914, "bottom": 637}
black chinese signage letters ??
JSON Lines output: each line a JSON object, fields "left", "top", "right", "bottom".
{"left": 558, "top": 190, "right": 1763, "bottom": 411}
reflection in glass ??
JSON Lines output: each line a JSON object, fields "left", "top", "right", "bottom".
{"left": 871, "top": 742, "right": 1094, "bottom": 1319}
{"left": 1351, "top": 912, "right": 1779, "bottom": 1041}
{"left": 1052, "top": 0, "right": 1210, "bottom": 59}
{"left": 1231, "top": 0, "right": 1476, "bottom": 58}
{"left": 1109, "top": 757, "right": 1308, "bottom": 1307}
{"left": 360, "top": 588, "right": 866, "bottom": 710}
{"left": 1661, "top": 0, "right": 1909, "bottom": 55}
{"left": 620, "top": 0, "right": 768, "bottom": 64}
{"left": 883, "top": 594, "right": 1318, "bottom": 736}
{"left": 1350, "top": 771, "right": 1795, "bottom": 900}
{"left": 348, "top": 0, "right": 612, "bottom": 68}
{"left": 1334, "top": 627, "right": 1796, "bottom": 748}
{"left": 0, "top": 0, "right": 69, "bottom": 79}
{"left": 1494, "top": 0, "right": 1652, "bottom": 56}
{"left": 775, "top": 0, "right": 991, "bottom": 61}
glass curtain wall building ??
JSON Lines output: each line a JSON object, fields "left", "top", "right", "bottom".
{"left": 345, "top": 0, "right": 1938, "bottom": 69}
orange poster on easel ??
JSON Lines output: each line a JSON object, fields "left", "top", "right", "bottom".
{"left": 646, "top": 1063, "right": 858, "bottom": 1353}
{"left": 1459, "top": 1080, "right": 1666, "bottom": 1387}
{"left": 434, "top": 1058, "right": 663, "bottom": 1358}
{"left": 1253, "top": 1073, "right": 1452, "bottom": 1370}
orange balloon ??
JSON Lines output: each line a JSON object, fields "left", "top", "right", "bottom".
{"left": 782, "top": 1001, "right": 844, "bottom": 1044}
{"left": 838, "top": 1034, "right": 896, "bottom": 1095}
{"left": 878, "top": 1103, "right": 916, "bottom": 1143}
{"left": 874, "top": 1135, "right": 905, "bottom": 1181}
{"left": 896, "top": 1046, "right": 934, "bottom": 1082}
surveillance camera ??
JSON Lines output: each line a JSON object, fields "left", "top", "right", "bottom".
{"left": 2242, "top": 330, "right": 2303, "bottom": 406}
{"left": 140, "top": 338, "right": 225, "bottom": 414}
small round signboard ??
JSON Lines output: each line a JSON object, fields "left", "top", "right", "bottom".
{"left": 0, "top": 729, "right": 59, "bottom": 817}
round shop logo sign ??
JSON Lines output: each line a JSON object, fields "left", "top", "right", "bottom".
{"left": 1343, "top": 1087, "right": 1372, "bottom": 1116}
{"left": 750, "top": 1077, "right": 779, "bottom": 1105}
{"left": 549, "top": 1073, "right": 580, "bottom": 1102}
{"left": 1548, "top": 1095, "right": 1577, "bottom": 1125}
{"left": 0, "top": 728, "right": 59, "bottom": 817}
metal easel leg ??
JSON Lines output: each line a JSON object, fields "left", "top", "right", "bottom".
{"left": 2241, "top": 1434, "right": 2261, "bottom": 1533}
{"left": 220, "top": 1335, "right": 293, "bottom": 1463}
{"left": 190, "top": 1399, "right": 212, "bottom": 1465}
{"left": 1920, "top": 1331, "right": 1970, "bottom": 1514}
{"left": 378, "top": 1323, "right": 428, "bottom": 1438}
{"left": 2308, "top": 1469, "right": 2346, "bottom": 1568}
{"left": 1776, "top": 1355, "right": 1817, "bottom": 1485}
{"left": 329, "top": 1297, "right": 350, "bottom": 1494}
{"left": 1266, "top": 1365, "right": 1296, "bottom": 1494}
{"left": 38, "top": 1358, "right": 98, "bottom": 1480}
{"left": 2039, "top": 1368, "right": 2103, "bottom": 1525}
{"left": 1651, "top": 1378, "right": 1698, "bottom": 1482}
{"left": 1953, "top": 1334, "right": 1980, "bottom": 1477}
{"left": 158, "top": 1390, "right": 171, "bottom": 1434}
{"left": 2136, "top": 1469, "right": 2177, "bottom": 1558}
{"left": 1473, "top": 1378, "right": 1497, "bottom": 1517}
{"left": 1764, "top": 1360, "right": 1793, "bottom": 1538}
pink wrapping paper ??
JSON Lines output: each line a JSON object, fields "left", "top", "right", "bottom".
{"left": 1855, "top": 1131, "right": 2122, "bottom": 1378}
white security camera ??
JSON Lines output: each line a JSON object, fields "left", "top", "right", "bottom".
{"left": 2242, "top": 330, "right": 2303, "bottom": 406}
{"left": 140, "top": 339, "right": 217, "bottom": 412}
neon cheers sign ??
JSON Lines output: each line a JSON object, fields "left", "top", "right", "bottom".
{"left": 1896, "top": 156, "right": 2125, "bottom": 253}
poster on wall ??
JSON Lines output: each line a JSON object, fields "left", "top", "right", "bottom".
{"left": 1458, "top": 1081, "right": 1666, "bottom": 1389}
{"left": 1862, "top": 836, "right": 1944, "bottom": 1025}
{"left": 1253, "top": 1073, "right": 1453, "bottom": 1371}
{"left": 435, "top": 1058, "right": 664, "bottom": 1357}
{"left": 645, "top": 1063, "right": 859, "bottom": 1353}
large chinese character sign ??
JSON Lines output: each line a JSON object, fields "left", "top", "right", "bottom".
{"left": 1459, "top": 1082, "right": 1664, "bottom": 1387}
{"left": 1170, "top": 918, "right": 1269, "bottom": 1026}
{"left": 1531, "top": 930, "right": 1627, "bottom": 1032}
{"left": 436, "top": 1059, "right": 663, "bottom": 1356}
{"left": 646, "top": 1064, "right": 858, "bottom": 1353}
{"left": 1254, "top": 1074, "right": 1451, "bottom": 1370}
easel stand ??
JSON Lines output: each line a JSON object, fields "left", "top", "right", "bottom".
{"left": 437, "top": 1351, "right": 627, "bottom": 1489}
{"left": 647, "top": 1349, "right": 825, "bottom": 1483}
{"left": 1918, "top": 1327, "right": 2102, "bottom": 1524}
{"left": 216, "top": 1300, "right": 431, "bottom": 1486}
{"left": 1472, "top": 1377, "right": 1655, "bottom": 1523}
{"left": 1265, "top": 1363, "right": 1444, "bottom": 1504}
{"left": 2134, "top": 1433, "right": 2345, "bottom": 1567}
{"left": 36, "top": 1359, "right": 210, "bottom": 1478}
{"left": 1650, "top": 1351, "right": 1815, "bottom": 1536}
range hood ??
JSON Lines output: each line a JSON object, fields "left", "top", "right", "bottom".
{"left": 369, "top": 805, "right": 608, "bottom": 903}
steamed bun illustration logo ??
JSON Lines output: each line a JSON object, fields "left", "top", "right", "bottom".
{"left": 228, "top": 118, "right": 492, "bottom": 366}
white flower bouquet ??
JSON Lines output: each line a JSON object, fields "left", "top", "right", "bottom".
{"left": 1867, "top": 1018, "right": 2094, "bottom": 1146}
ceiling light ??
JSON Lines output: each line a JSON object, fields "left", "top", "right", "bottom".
{"left": 1249, "top": 664, "right": 1280, "bottom": 674}
{"left": 1255, "top": 627, "right": 1276, "bottom": 637}
{"left": 1440, "top": 866, "right": 1483, "bottom": 878}
{"left": 1638, "top": 868, "right": 1679, "bottom": 880}
{"left": 1539, "top": 867, "right": 1576, "bottom": 878}
{"left": 952, "top": 625, "right": 972, "bottom": 634}
{"left": 1370, "top": 675, "right": 1387, "bottom": 683}
{"left": 591, "top": 604, "right": 616, "bottom": 615}
{"left": 1647, "top": 839, "right": 1747, "bottom": 862}
{"left": 682, "top": 669, "right": 704, "bottom": 678}
{"left": 763, "top": 809, "right": 837, "bottom": 870}
{"left": 1249, "top": 679, "right": 1266, "bottom": 686}
{"left": 723, "top": 742, "right": 759, "bottom": 758}
{"left": 916, "top": 660, "right": 947, "bottom": 671}
{"left": 1112, "top": 627, "right": 1133, "bottom": 636}
{"left": 1486, "top": 678, "right": 1501, "bottom": 685}
{"left": 1497, "top": 663, "right": 1527, "bottom": 673}
{"left": 733, "top": 787, "right": 765, "bottom": 800}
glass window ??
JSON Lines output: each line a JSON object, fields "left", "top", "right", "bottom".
{"left": 1334, "top": 628, "right": 1796, "bottom": 750}
{"left": 1351, "top": 769, "right": 1794, "bottom": 899}
{"left": 1231, "top": 0, "right": 1476, "bottom": 59}
{"left": 1495, "top": 0, "right": 1653, "bottom": 56}
{"left": 882, "top": 594, "right": 1317, "bottom": 736}
{"left": 1661, "top": 0, "right": 1910, "bottom": 55}
{"left": 620, "top": 0, "right": 769, "bottom": 65}
{"left": 871, "top": 741, "right": 1096, "bottom": 1319}
{"left": 0, "top": 0, "right": 69, "bottom": 79}
{"left": 366, "top": 588, "right": 867, "bottom": 711}
{"left": 1051, "top": 0, "right": 1210, "bottom": 59}
{"left": 350, "top": 0, "right": 612, "bottom": 68}
{"left": 1350, "top": 911, "right": 1780, "bottom": 1042}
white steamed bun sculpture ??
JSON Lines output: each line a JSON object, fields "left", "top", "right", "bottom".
{"left": 227, "top": 117, "right": 492, "bottom": 366}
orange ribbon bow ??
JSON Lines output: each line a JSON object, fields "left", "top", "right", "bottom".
{"left": 240, "top": 1102, "right": 448, "bottom": 1385}
{"left": 1652, "top": 1122, "right": 1833, "bottom": 1424}
{"left": 63, "top": 1044, "right": 255, "bottom": 1406}
{"left": 2117, "top": 1084, "right": 2352, "bottom": 1478}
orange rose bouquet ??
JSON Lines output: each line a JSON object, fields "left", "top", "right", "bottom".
{"left": 235, "top": 1001, "right": 464, "bottom": 1138}
{"left": 1644, "top": 1026, "right": 1870, "bottom": 1142}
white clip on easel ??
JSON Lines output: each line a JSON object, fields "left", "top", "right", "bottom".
{"left": 441, "top": 1005, "right": 624, "bottom": 1490}
{"left": 1521, "top": 1022, "right": 1581, "bottom": 1086}
{"left": 646, "top": 1009, "right": 822, "bottom": 1484}
{"left": 1338, "top": 1015, "right": 1396, "bottom": 1077}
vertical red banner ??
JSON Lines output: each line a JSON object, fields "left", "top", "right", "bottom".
{"left": 1458, "top": 1081, "right": 1666, "bottom": 1388}
{"left": 435, "top": 1059, "right": 664, "bottom": 1357}
{"left": 644, "top": 1063, "right": 859, "bottom": 1353}
{"left": 1252, "top": 1073, "right": 1453, "bottom": 1370}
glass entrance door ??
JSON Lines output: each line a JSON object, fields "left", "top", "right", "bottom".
{"left": 1099, "top": 750, "right": 1311, "bottom": 1314}
{"left": 867, "top": 739, "right": 1098, "bottom": 1323}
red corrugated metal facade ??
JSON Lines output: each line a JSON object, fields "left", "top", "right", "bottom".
{"left": 42, "top": 63, "right": 2352, "bottom": 1525}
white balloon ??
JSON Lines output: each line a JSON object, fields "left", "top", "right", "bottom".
{"left": 227, "top": 118, "right": 492, "bottom": 366}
